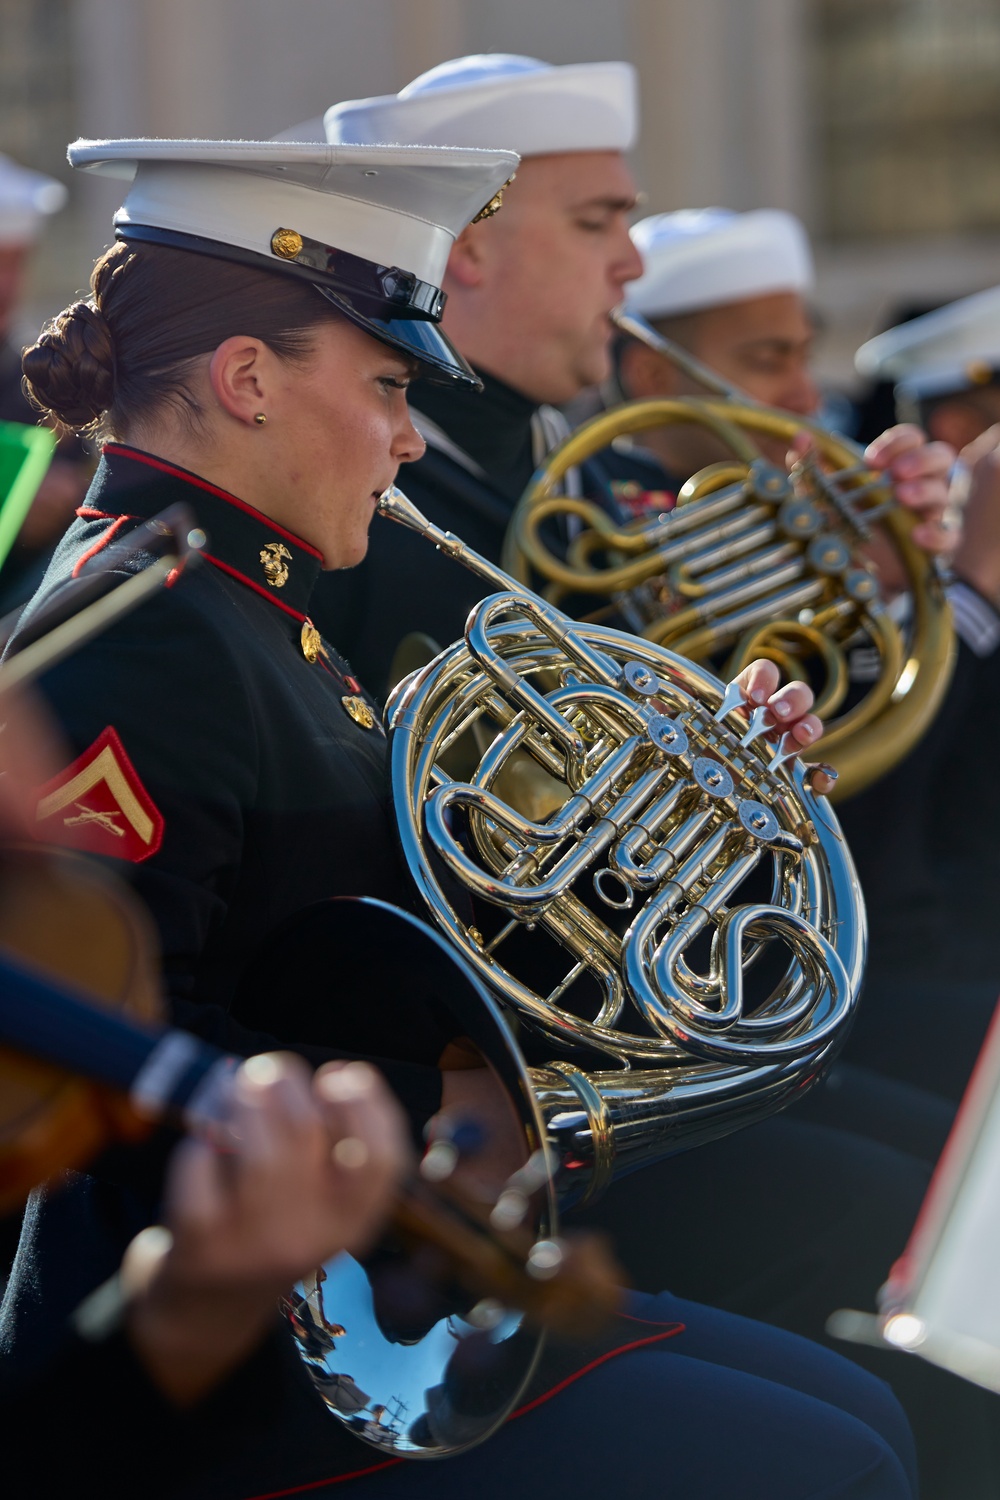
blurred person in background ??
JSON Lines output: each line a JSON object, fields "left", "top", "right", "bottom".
{"left": 854, "top": 288, "right": 1000, "bottom": 453}
{"left": 0, "top": 152, "right": 91, "bottom": 613}
{"left": 834, "top": 290, "right": 1000, "bottom": 1099}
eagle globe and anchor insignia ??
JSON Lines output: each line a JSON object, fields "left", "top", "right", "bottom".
{"left": 260, "top": 541, "right": 292, "bottom": 588}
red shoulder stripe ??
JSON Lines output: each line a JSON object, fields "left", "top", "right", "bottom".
{"left": 71, "top": 514, "right": 134, "bottom": 579}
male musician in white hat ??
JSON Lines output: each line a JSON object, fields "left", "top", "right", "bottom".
{"left": 303, "top": 59, "right": 997, "bottom": 1498}
{"left": 623, "top": 207, "right": 819, "bottom": 417}
{"left": 614, "top": 208, "right": 951, "bottom": 563}
{"left": 307, "top": 54, "right": 658, "bottom": 689}
{"left": 0, "top": 152, "right": 90, "bottom": 610}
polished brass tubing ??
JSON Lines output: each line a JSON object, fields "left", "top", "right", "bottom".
{"left": 499, "top": 312, "right": 955, "bottom": 800}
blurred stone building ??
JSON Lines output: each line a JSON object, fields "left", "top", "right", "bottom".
{"left": 3, "top": 0, "right": 1000, "bottom": 385}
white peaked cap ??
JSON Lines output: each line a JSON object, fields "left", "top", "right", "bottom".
{"left": 625, "top": 209, "right": 814, "bottom": 320}
{"left": 0, "top": 153, "right": 67, "bottom": 246}
{"left": 67, "top": 138, "right": 519, "bottom": 387}
{"left": 855, "top": 285, "right": 1000, "bottom": 403}
{"left": 324, "top": 54, "right": 638, "bottom": 157}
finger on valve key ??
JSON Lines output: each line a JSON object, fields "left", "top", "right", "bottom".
{"left": 733, "top": 661, "right": 835, "bottom": 795}
{"left": 865, "top": 425, "right": 955, "bottom": 551}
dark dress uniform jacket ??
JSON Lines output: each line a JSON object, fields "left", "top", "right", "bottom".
{"left": 0, "top": 444, "right": 682, "bottom": 1500}
{"left": 8, "top": 446, "right": 454, "bottom": 1080}
{"left": 0, "top": 445, "right": 454, "bottom": 1495}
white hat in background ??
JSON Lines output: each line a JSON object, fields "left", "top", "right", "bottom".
{"left": 0, "top": 153, "right": 67, "bottom": 246}
{"left": 68, "top": 137, "right": 519, "bottom": 387}
{"left": 855, "top": 285, "right": 1000, "bottom": 405}
{"left": 323, "top": 54, "right": 638, "bottom": 157}
{"left": 625, "top": 209, "right": 814, "bottom": 321}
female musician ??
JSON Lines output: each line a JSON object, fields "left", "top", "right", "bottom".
{"left": 1, "top": 138, "right": 916, "bottom": 1499}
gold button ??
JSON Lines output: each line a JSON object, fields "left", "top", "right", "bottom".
{"left": 271, "top": 228, "right": 304, "bottom": 260}
{"left": 342, "top": 694, "right": 375, "bottom": 730}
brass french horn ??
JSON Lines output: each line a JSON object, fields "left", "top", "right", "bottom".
{"left": 501, "top": 310, "right": 955, "bottom": 801}
{"left": 380, "top": 487, "right": 865, "bottom": 1209}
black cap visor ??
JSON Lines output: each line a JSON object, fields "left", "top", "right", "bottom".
{"left": 314, "top": 286, "right": 480, "bottom": 389}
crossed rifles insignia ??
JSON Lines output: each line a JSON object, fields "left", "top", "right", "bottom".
{"left": 34, "top": 726, "right": 165, "bottom": 863}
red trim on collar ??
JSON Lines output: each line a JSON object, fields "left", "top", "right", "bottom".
{"left": 101, "top": 444, "right": 324, "bottom": 559}
{"left": 76, "top": 506, "right": 119, "bottom": 521}
{"left": 71, "top": 514, "right": 134, "bottom": 579}
{"left": 201, "top": 551, "right": 309, "bottom": 623}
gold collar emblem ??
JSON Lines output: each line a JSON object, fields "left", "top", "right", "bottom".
{"left": 260, "top": 541, "right": 292, "bottom": 588}
{"left": 342, "top": 694, "right": 376, "bottom": 730}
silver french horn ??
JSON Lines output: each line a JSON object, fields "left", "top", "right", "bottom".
{"left": 287, "top": 491, "right": 866, "bottom": 1461}
{"left": 381, "top": 486, "right": 865, "bottom": 1208}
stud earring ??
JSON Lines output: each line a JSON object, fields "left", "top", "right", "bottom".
{"left": 254, "top": 413, "right": 267, "bottom": 426}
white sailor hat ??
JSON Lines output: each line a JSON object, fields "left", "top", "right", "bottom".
{"left": 67, "top": 137, "right": 519, "bottom": 388}
{"left": 855, "top": 285, "right": 1000, "bottom": 406}
{"left": 323, "top": 54, "right": 638, "bottom": 157}
{"left": 625, "top": 209, "right": 814, "bottom": 321}
{"left": 0, "top": 153, "right": 67, "bottom": 246}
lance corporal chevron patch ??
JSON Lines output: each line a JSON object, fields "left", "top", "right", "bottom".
{"left": 33, "top": 725, "right": 164, "bottom": 862}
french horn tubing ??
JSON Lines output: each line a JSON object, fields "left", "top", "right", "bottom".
{"left": 501, "top": 309, "right": 956, "bottom": 801}
{"left": 380, "top": 486, "right": 865, "bottom": 1210}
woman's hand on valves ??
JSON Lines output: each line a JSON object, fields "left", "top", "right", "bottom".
{"left": 121, "top": 1054, "right": 408, "bottom": 1406}
{"left": 735, "top": 659, "right": 835, "bottom": 796}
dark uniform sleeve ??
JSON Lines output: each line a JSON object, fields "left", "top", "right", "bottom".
{"left": 26, "top": 573, "right": 442, "bottom": 1128}
{"left": 0, "top": 1319, "right": 372, "bottom": 1500}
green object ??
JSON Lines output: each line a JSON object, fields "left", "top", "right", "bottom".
{"left": 0, "top": 420, "right": 57, "bottom": 573}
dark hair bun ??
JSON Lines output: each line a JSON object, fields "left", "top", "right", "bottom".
{"left": 22, "top": 300, "right": 115, "bottom": 429}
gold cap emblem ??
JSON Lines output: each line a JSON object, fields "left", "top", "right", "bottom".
{"left": 271, "top": 228, "right": 304, "bottom": 260}
{"left": 342, "top": 694, "right": 375, "bottom": 730}
{"left": 472, "top": 175, "right": 515, "bottom": 223}
{"left": 966, "top": 358, "right": 994, "bottom": 386}
{"left": 260, "top": 541, "right": 292, "bottom": 587}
